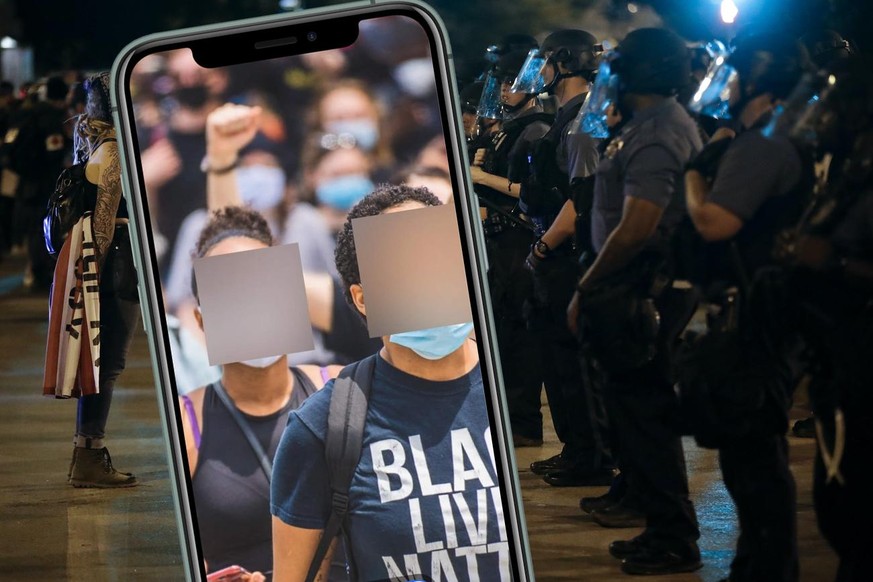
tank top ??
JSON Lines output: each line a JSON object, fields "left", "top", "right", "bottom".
{"left": 83, "top": 137, "right": 128, "bottom": 219}
{"left": 190, "top": 367, "right": 319, "bottom": 577}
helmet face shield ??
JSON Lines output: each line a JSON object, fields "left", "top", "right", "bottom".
{"left": 761, "top": 72, "right": 833, "bottom": 144}
{"left": 572, "top": 52, "right": 619, "bottom": 138}
{"left": 509, "top": 48, "right": 548, "bottom": 94}
{"left": 688, "top": 40, "right": 737, "bottom": 119}
{"left": 475, "top": 70, "right": 504, "bottom": 120}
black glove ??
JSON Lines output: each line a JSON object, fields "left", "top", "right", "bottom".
{"left": 524, "top": 248, "right": 546, "bottom": 273}
{"left": 685, "top": 137, "right": 734, "bottom": 179}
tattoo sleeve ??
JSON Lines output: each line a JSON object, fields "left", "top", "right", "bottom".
{"left": 92, "top": 143, "right": 122, "bottom": 265}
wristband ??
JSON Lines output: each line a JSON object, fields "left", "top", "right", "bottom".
{"left": 200, "top": 155, "right": 238, "bottom": 174}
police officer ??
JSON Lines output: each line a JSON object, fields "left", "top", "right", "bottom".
{"left": 5, "top": 76, "right": 69, "bottom": 290}
{"left": 459, "top": 81, "right": 488, "bottom": 146}
{"left": 469, "top": 49, "right": 553, "bottom": 446}
{"left": 569, "top": 28, "right": 703, "bottom": 575}
{"left": 683, "top": 33, "right": 812, "bottom": 582}
{"left": 516, "top": 29, "right": 614, "bottom": 486}
{"left": 773, "top": 56, "right": 873, "bottom": 582}
{"left": 0, "top": 80, "right": 18, "bottom": 257}
{"left": 800, "top": 28, "right": 854, "bottom": 71}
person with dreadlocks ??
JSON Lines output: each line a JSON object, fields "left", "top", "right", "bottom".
{"left": 43, "top": 72, "right": 141, "bottom": 488}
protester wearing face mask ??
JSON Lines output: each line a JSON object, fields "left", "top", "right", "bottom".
{"left": 179, "top": 206, "right": 344, "bottom": 581}
{"left": 310, "top": 80, "right": 394, "bottom": 180}
{"left": 271, "top": 185, "right": 508, "bottom": 582}
{"left": 299, "top": 137, "right": 376, "bottom": 236}
{"left": 140, "top": 49, "right": 229, "bottom": 273}
{"left": 202, "top": 103, "right": 377, "bottom": 367}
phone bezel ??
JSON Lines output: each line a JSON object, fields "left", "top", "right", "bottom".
{"left": 110, "top": 2, "right": 534, "bottom": 580}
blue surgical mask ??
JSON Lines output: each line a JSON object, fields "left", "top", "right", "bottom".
{"left": 235, "top": 165, "right": 285, "bottom": 212}
{"left": 394, "top": 58, "right": 436, "bottom": 99}
{"left": 324, "top": 119, "right": 379, "bottom": 151}
{"left": 389, "top": 322, "right": 475, "bottom": 360}
{"left": 315, "top": 174, "right": 374, "bottom": 211}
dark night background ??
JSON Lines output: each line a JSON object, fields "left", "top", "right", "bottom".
{"left": 1, "top": 0, "right": 871, "bottom": 82}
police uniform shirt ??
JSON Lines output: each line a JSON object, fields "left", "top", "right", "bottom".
{"left": 708, "top": 129, "right": 802, "bottom": 225}
{"left": 591, "top": 97, "right": 702, "bottom": 252}
{"left": 556, "top": 93, "right": 599, "bottom": 180}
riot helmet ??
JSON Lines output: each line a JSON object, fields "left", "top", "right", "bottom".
{"left": 511, "top": 29, "right": 600, "bottom": 95}
{"left": 689, "top": 33, "right": 811, "bottom": 120}
{"left": 786, "top": 57, "right": 873, "bottom": 158}
{"left": 491, "top": 50, "right": 539, "bottom": 117}
{"left": 800, "top": 29, "right": 854, "bottom": 70}
{"left": 576, "top": 28, "right": 690, "bottom": 137}
{"left": 612, "top": 28, "right": 691, "bottom": 96}
{"left": 483, "top": 34, "right": 539, "bottom": 70}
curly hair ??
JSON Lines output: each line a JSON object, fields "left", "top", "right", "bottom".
{"left": 334, "top": 183, "right": 442, "bottom": 310}
{"left": 75, "top": 72, "right": 115, "bottom": 163}
{"left": 190, "top": 206, "right": 274, "bottom": 301}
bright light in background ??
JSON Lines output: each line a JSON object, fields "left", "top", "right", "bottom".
{"left": 627, "top": 2, "right": 639, "bottom": 14}
{"left": 721, "top": 0, "right": 739, "bottom": 24}
{"left": 0, "top": 36, "right": 18, "bottom": 49}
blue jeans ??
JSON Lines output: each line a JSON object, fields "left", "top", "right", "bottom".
{"left": 76, "top": 226, "right": 140, "bottom": 439}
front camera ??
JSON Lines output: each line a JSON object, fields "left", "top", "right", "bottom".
{"left": 307, "top": 31, "right": 317, "bottom": 42}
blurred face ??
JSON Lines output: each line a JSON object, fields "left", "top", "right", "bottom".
{"left": 319, "top": 86, "right": 379, "bottom": 124}
{"left": 311, "top": 148, "right": 375, "bottom": 230}
{"left": 349, "top": 198, "right": 430, "bottom": 317}
{"left": 501, "top": 80, "right": 527, "bottom": 107}
{"left": 416, "top": 141, "right": 450, "bottom": 174}
{"left": 462, "top": 111, "right": 478, "bottom": 138}
{"left": 165, "top": 49, "right": 227, "bottom": 109}
{"left": 540, "top": 54, "right": 557, "bottom": 86}
{"left": 312, "top": 148, "right": 371, "bottom": 185}
{"left": 385, "top": 199, "right": 428, "bottom": 214}
{"left": 205, "top": 235, "right": 268, "bottom": 259}
{"left": 406, "top": 174, "right": 453, "bottom": 204}
{"left": 727, "top": 74, "right": 744, "bottom": 108}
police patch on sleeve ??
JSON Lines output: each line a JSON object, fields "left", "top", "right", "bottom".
{"left": 46, "top": 134, "right": 64, "bottom": 152}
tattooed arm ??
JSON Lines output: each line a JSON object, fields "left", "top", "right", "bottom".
{"left": 86, "top": 139, "right": 123, "bottom": 267}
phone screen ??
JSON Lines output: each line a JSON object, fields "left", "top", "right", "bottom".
{"left": 114, "top": 5, "right": 528, "bottom": 582}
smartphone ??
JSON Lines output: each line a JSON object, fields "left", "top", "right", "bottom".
{"left": 208, "top": 565, "right": 251, "bottom": 582}
{"left": 110, "top": 2, "right": 532, "bottom": 581}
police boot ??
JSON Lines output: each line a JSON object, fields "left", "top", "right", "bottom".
{"left": 69, "top": 447, "right": 137, "bottom": 488}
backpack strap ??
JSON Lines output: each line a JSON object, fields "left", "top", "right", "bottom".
{"left": 305, "top": 354, "right": 377, "bottom": 582}
{"left": 211, "top": 381, "right": 273, "bottom": 482}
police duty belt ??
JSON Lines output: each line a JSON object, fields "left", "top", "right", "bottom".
{"left": 477, "top": 195, "right": 535, "bottom": 232}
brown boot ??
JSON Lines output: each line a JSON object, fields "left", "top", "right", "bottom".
{"left": 69, "top": 447, "right": 137, "bottom": 488}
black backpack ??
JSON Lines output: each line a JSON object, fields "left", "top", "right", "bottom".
{"left": 43, "top": 137, "right": 114, "bottom": 257}
{"left": 520, "top": 99, "right": 584, "bottom": 217}
{"left": 43, "top": 160, "right": 89, "bottom": 257}
{"left": 306, "top": 354, "right": 377, "bottom": 582}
